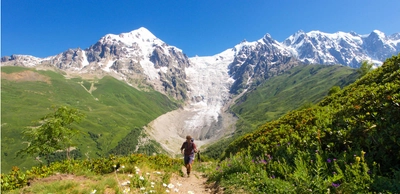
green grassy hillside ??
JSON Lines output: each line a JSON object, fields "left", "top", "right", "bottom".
{"left": 212, "top": 55, "right": 400, "bottom": 193}
{"left": 203, "top": 64, "right": 358, "bottom": 159}
{"left": 233, "top": 64, "right": 357, "bottom": 128}
{"left": 1, "top": 67, "right": 179, "bottom": 172}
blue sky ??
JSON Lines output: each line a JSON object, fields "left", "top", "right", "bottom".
{"left": 1, "top": 0, "right": 400, "bottom": 58}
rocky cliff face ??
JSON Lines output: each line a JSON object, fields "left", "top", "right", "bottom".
{"left": 228, "top": 34, "right": 301, "bottom": 94}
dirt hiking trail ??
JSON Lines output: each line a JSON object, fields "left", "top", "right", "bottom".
{"left": 169, "top": 166, "right": 223, "bottom": 194}
{"left": 22, "top": 166, "right": 223, "bottom": 194}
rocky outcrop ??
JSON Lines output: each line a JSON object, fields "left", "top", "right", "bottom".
{"left": 50, "top": 48, "right": 87, "bottom": 70}
{"left": 228, "top": 35, "right": 302, "bottom": 94}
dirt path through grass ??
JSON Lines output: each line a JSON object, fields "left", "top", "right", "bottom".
{"left": 169, "top": 166, "right": 222, "bottom": 194}
{"left": 17, "top": 165, "right": 223, "bottom": 194}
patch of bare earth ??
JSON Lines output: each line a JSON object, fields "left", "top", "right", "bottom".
{"left": 1, "top": 71, "right": 51, "bottom": 84}
{"left": 28, "top": 173, "right": 90, "bottom": 186}
{"left": 145, "top": 107, "right": 237, "bottom": 158}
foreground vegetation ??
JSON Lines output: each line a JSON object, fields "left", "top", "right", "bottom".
{"left": 1, "top": 154, "right": 185, "bottom": 193}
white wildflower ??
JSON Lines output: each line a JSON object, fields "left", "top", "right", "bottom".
{"left": 121, "top": 181, "right": 130, "bottom": 186}
{"left": 188, "top": 191, "right": 195, "bottom": 194}
{"left": 139, "top": 176, "right": 144, "bottom": 180}
{"left": 128, "top": 174, "right": 133, "bottom": 177}
{"left": 90, "top": 189, "right": 97, "bottom": 194}
{"left": 140, "top": 187, "right": 146, "bottom": 190}
{"left": 163, "top": 183, "right": 167, "bottom": 187}
{"left": 151, "top": 182, "right": 155, "bottom": 185}
{"left": 174, "top": 188, "right": 179, "bottom": 193}
{"left": 166, "top": 189, "right": 170, "bottom": 193}
{"left": 168, "top": 183, "right": 175, "bottom": 189}
{"left": 123, "top": 188, "right": 130, "bottom": 193}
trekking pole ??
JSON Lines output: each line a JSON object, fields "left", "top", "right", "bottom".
{"left": 197, "top": 150, "right": 201, "bottom": 163}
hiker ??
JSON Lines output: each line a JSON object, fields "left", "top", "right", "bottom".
{"left": 180, "top": 135, "right": 198, "bottom": 177}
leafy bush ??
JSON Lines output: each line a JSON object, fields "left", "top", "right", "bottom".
{"left": 0, "top": 166, "right": 27, "bottom": 191}
{"left": 208, "top": 148, "right": 376, "bottom": 193}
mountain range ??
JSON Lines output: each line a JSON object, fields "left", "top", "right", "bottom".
{"left": 2, "top": 28, "right": 400, "bottom": 97}
{"left": 2, "top": 27, "right": 400, "bottom": 154}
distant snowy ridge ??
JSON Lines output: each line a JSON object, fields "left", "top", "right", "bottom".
{"left": 282, "top": 30, "right": 400, "bottom": 67}
{"left": 187, "top": 29, "right": 400, "bottom": 97}
{"left": 2, "top": 27, "right": 400, "bottom": 99}
{"left": 3, "top": 28, "right": 399, "bottom": 69}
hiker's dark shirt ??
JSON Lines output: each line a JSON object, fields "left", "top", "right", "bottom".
{"left": 181, "top": 142, "right": 196, "bottom": 156}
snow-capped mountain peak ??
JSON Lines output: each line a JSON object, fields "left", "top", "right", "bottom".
{"left": 389, "top": 32, "right": 400, "bottom": 40}
{"left": 372, "top": 29, "right": 386, "bottom": 39}
{"left": 100, "top": 27, "right": 160, "bottom": 46}
{"left": 96, "top": 27, "right": 173, "bottom": 63}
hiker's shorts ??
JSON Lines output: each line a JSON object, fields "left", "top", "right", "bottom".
{"left": 184, "top": 155, "right": 195, "bottom": 165}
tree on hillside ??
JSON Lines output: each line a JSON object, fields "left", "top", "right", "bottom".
{"left": 17, "top": 106, "right": 85, "bottom": 165}
{"left": 357, "top": 61, "right": 373, "bottom": 77}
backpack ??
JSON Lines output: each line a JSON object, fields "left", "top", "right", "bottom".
{"left": 184, "top": 141, "right": 196, "bottom": 155}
